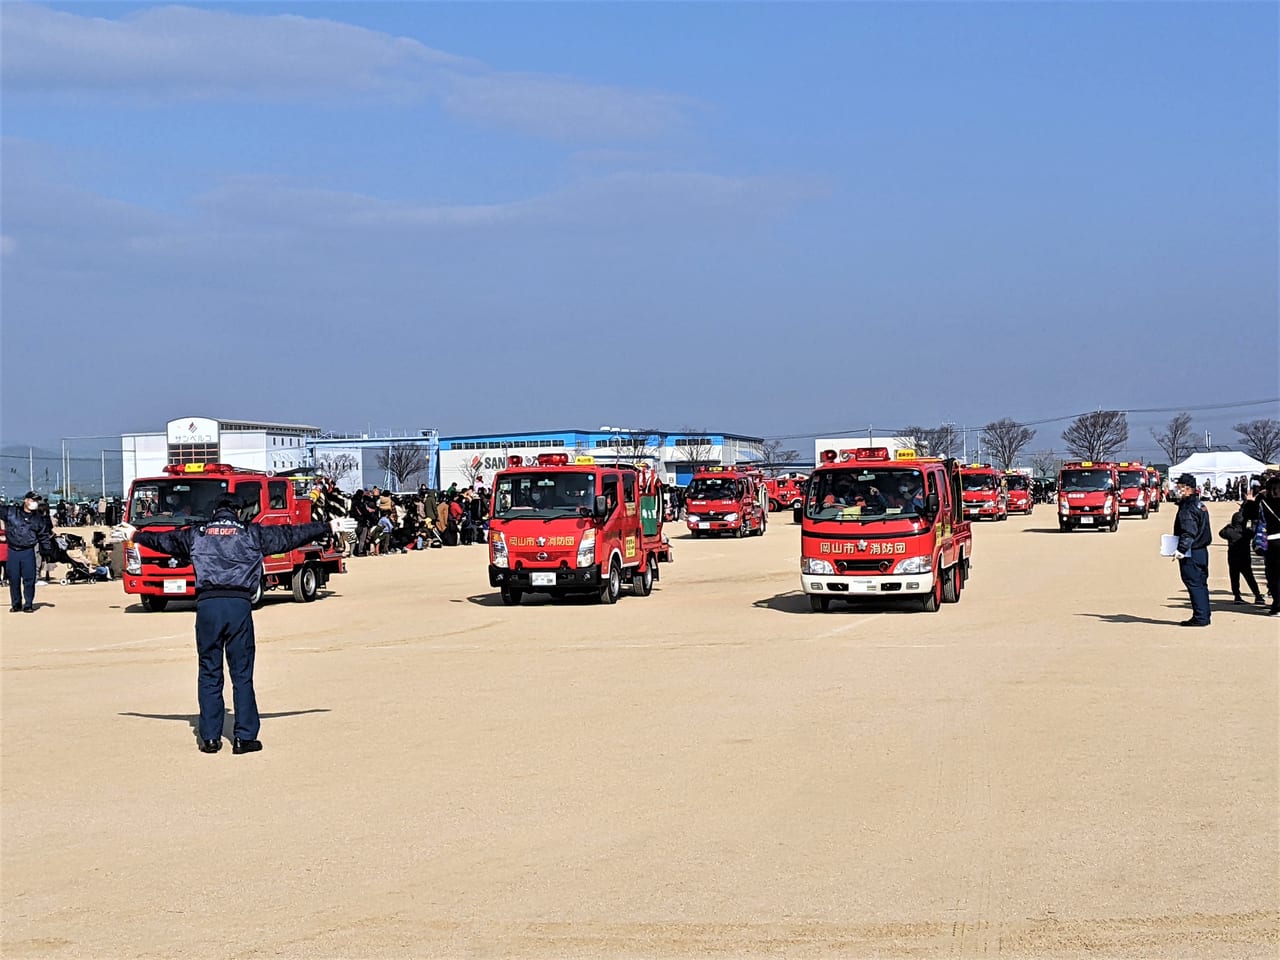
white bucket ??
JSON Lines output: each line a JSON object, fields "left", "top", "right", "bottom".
{"left": 1160, "top": 534, "right": 1179, "bottom": 557}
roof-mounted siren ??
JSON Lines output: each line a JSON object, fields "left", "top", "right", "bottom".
{"left": 820, "top": 449, "right": 839, "bottom": 464}
{"left": 536, "top": 453, "right": 570, "bottom": 466}
{"left": 842, "top": 447, "right": 889, "bottom": 462}
{"left": 507, "top": 455, "right": 524, "bottom": 468}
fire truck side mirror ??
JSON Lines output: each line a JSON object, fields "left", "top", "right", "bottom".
{"left": 924, "top": 492, "right": 940, "bottom": 518}
{"left": 594, "top": 495, "right": 608, "bottom": 518}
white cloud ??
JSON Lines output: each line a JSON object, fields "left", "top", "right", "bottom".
{"left": 0, "top": 3, "right": 693, "bottom": 140}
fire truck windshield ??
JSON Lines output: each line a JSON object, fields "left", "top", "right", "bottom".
{"left": 1005, "top": 475, "right": 1029, "bottom": 491}
{"left": 806, "top": 468, "right": 925, "bottom": 522}
{"left": 686, "top": 477, "right": 741, "bottom": 501}
{"left": 1118, "top": 470, "right": 1146, "bottom": 487}
{"left": 1060, "top": 470, "right": 1114, "bottom": 492}
{"left": 961, "top": 474, "right": 997, "bottom": 492}
{"left": 127, "top": 479, "right": 235, "bottom": 527}
{"left": 493, "top": 472, "right": 595, "bottom": 518}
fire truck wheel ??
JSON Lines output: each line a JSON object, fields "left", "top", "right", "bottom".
{"left": 734, "top": 524, "right": 745, "bottom": 539}
{"left": 922, "top": 575, "right": 942, "bottom": 612}
{"left": 1058, "top": 519, "right": 1072, "bottom": 532}
{"left": 1141, "top": 507, "right": 1149, "bottom": 520}
{"left": 635, "top": 562, "right": 654, "bottom": 597}
{"left": 291, "top": 564, "right": 319, "bottom": 603}
{"left": 941, "top": 565, "right": 960, "bottom": 604}
{"left": 500, "top": 587, "right": 522, "bottom": 606}
{"left": 768, "top": 499, "right": 780, "bottom": 512}
{"left": 808, "top": 594, "right": 831, "bottom": 612}
{"left": 140, "top": 595, "right": 169, "bottom": 612}
{"left": 598, "top": 561, "right": 621, "bottom": 604}
{"left": 691, "top": 530, "right": 702, "bottom": 539}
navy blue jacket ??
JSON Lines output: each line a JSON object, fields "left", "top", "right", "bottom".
{"left": 1173, "top": 495, "right": 1212, "bottom": 555}
{"left": 134, "top": 509, "right": 329, "bottom": 601}
{"left": 1, "top": 504, "right": 55, "bottom": 555}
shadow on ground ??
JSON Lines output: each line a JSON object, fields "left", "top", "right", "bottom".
{"left": 754, "top": 590, "right": 925, "bottom": 615}
{"left": 120, "top": 708, "right": 331, "bottom": 741}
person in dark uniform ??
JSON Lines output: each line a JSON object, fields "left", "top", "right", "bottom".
{"left": 2, "top": 492, "right": 55, "bottom": 612}
{"left": 1171, "top": 473, "right": 1213, "bottom": 627}
{"left": 114, "top": 499, "right": 355, "bottom": 754}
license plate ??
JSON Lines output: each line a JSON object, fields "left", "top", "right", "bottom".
{"left": 530, "top": 572, "right": 555, "bottom": 587}
{"left": 698, "top": 522, "right": 711, "bottom": 529}
{"left": 968, "top": 509, "right": 979, "bottom": 515}
{"left": 162, "top": 579, "right": 187, "bottom": 594}
{"left": 1080, "top": 517, "right": 1094, "bottom": 525}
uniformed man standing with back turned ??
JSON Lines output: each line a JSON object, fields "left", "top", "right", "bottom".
{"left": 114, "top": 499, "right": 356, "bottom": 754}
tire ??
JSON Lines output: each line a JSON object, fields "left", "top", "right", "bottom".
{"left": 500, "top": 586, "right": 522, "bottom": 606}
{"left": 1141, "top": 507, "right": 1149, "bottom": 520}
{"left": 1109, "top": 514, "right": 1119, "bottom": 533}
{"left": 769, "top": 499, "right": 780, "bottom": 513}
{"left": 140, "top": 595, "right": 168, "bottom": 612}
{"left": 635, "top": 561, "right": 654, "bottom": 597}
{"left": 691, "top": 530, "right": 703, "bottom": 539}
{"left": 291, "top": 563, "right": 319, "bottom": 603}
{"left": 922, "top": 573, "right": 942, "bottom": 612}
{"left": 941, "top": 565, "right": 960, "bottom": 603}
{"left": 734, "top": 524, "right": 745, "bottom": 539}
{"left": 1059, "top": 519, "right": 1071, "bottom": 532}
{"left": 598, "top": 560, "right": 621, "bottom": 604}
{"left": 809, "top": 594, "right": 831, "bottom": 612}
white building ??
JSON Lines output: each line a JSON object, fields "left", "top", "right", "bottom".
{"left": 121, "top": 416, "right": 319, "bottom": 491}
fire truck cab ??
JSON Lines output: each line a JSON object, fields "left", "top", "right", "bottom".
{"left": 959, "top": 463, "right": 1009, "bottom": 521}
{"left": 1146, "top": 466, "right": 1163, "bottom": 511}
{"left": 1057, "top": 461, "right": 1120, "bottom": 532}
{"left": 121, "top": 462, "right": 346, "bottom": 611}
{"left": 763, "top": 473, "right": 808, "bottom": 512}
{"left": 1002, "top": 471, "right": 1033, "bottom": 514}
{"left": 488, "top": 453, "right": 672, "bottom": 605}
{"left": 799, "top": 447, "right": 973, "bottom": 613}
{"left": 1115, "top": 461, "right": 1154, "bottom": 519}
{"left": 685, "top": 466, "right": 767, "bottom": 538}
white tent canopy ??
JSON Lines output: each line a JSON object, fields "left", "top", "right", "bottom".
{"left": 1168, "top": 451, "right": 1267, "bottom": 489}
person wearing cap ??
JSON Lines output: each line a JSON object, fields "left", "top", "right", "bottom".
{"left": 1170, "top": 473, "right": 1213, "bottom": 627}
{"left": 113, "top": 500, "right": 356, "bottom": 755}
{"left": 1, "top": 492, "right": 55, "bottom": 612}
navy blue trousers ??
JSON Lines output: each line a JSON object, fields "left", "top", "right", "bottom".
{"left": 7, "top": 547, "right": 36, "bottom": 608}
{"left": 194, "top": 597, "right": 259, "bottom": 741}
{"left": 1178, "top": 548, "right": 1211, "bottom": 625}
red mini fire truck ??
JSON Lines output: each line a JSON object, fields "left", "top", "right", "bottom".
{"left": 685, "top": 465, "right": 767, "bottom": 538}
{"left": 1146, "top": 466, "right": 1163, "bottom": 512}
{"left": 958, "top": 463, "right": 1009, "bottom": 521}
{"left": 1115, "top": 461, "right": 1154, "bottom": 519}
{"left": 488, "top": 453, "right": 672, "bottom": 605}
{"left": 1056, "top": 461, "right": 1121, "bottom": 532}
{"left": 799, "top": 447, "right": 973, "bottom": 613}
{"left": 1002, "top": 471, "right": 1033, "bottom": 514}
{"left": 121, "top": 462, "right": 347, "bottom": 611}
{"left": 763, "top": 473, "right": 808, "bottom": 513}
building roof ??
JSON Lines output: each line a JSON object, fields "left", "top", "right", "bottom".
{"left": 439, "top": 428, "right": 763, "bottom": 442}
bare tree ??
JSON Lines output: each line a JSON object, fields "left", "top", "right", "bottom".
{"left": 1029, "top": 449, "right": 1058, "bottom": 477}
{"left": 674, "top": 428, "right": 715, "bottom": 467}
{"left": 617, "top": 428, "right": 661, "bottom": 463}
{"left": 1234, "top": 418, "right": 1280, "bottom": 463}
{"left": 315, "top": 452, "right": 359, "bottom": 487}
{"left": 900, "top": 423, "right": 959, "bottom": 458}
{"left": 758, "top": 439, "right": 800, "bottom": 475}
{"left": 1062, "top": 411, "right": 1128, "bottom": 461}
{"left": 980, "top": 418, "right": 1036, "bottom": 470}
{"left": 1151, "top": 413, "right": 1195, "bottom": 464}
{"left": 458, "top": 456, "right": 485, "bottom": 488}
{"left": 375, "top": 443, "right": 429, "bottom": 490}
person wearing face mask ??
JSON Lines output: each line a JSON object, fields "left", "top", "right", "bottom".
{"left": 1, "top": 492, "right": 55, "bottom": 612}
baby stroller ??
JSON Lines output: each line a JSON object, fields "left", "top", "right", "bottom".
{"left": 55, "top": 534, "right": 112, "bottom": 584}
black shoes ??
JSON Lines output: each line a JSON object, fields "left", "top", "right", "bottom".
{"left": 22, "top": 606, "right": 33, "bottom": 613}
{"left": 198, "top": 738, "right": 222, "bottom": 753}
{"left": 9, "top": 605, "right": 19, "bottom": 613}
{"left": 232, "top": 738, "right": 263, "bottom": 754}
{"left": 1256, "top": 596, "right": 1268, "bottom": 605}
{"left": 1179, "top": 619, "right": 1210, "bottom": 627}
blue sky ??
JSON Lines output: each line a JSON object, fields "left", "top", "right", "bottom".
{"left": 2, "top": 1, "right": 1276, "bottom": 460}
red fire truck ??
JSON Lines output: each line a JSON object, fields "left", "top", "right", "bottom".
{"left": 1056, "top": 461, "right": 1120, "bottom": 532}
{"left": 488, "top": 453, "right": 672, "bottom": 605}
{"left": 1115, "top": 461, "right": 1154, "bottom": 519}
{"left": 763, "top": 473, "right": 808, "bottom": 512}
{"left": 1146, "top": 466, "right": 1163, "bottom": 511}
{"left": 1002, "top": 471, "right": 1033, "bottom": 514}
{"left": 799, "top": 447, "right": 973, "bottom": 613}
{"left": 685, "top": 465, "right": 767, "bottom": 538}
{"left": 121, "top": 462, "right": 347, "bottom": 611}
{"left": 958, "top": 463, "right": 1009, "bottom": 521}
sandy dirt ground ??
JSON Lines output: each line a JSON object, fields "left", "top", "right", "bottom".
{"left": 2, "top": 503, "right": 1277, "bottom": 959}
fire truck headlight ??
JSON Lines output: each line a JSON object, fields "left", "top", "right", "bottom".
{"left": 722, "top": 513, "right": 739, "bottom": 523}
{"left": 1103, "top": 496, "right": 1114, "bottom": 511}
{"left": 576, "top": 529, "right": 596, "bottom": 568}
{"left": 1060, "top": 499, "right": 1070, "bottom": 514}
{"left": 125, "top": 545, "right": 141, "bottom": 575}
{"left": 983, "top": 499, "right": 996, "bottom": 508}
{"left": 686, "top": 513, "right": 701, "bottom": 523}
{"left": 802, "top": 557, "right": 835, "bottom": 575}
{"left": 894, "top": 555, "right": 933, "bottom": 574}
{"left": 491, "top": 532, "right": 509, "bottom": 569}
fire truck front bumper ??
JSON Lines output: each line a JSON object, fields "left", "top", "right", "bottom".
{"left": 800, "top": 572, "right": 935, "bottom": 598}
{"left": 489, "top": 565, "right": 599, "bottom": 591}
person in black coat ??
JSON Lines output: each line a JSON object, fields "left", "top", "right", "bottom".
{"left": 1, "top": 492, "right": 55, "bottom": 612}
{"left": 1171, "top": 473, "right": 1213, "bottom": 627}
{"left": 1219, "top": 508, "right": 1265, "bottom": 605}
{"left": 1257, "top": 474, "right": 1280, "bottom": 616}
